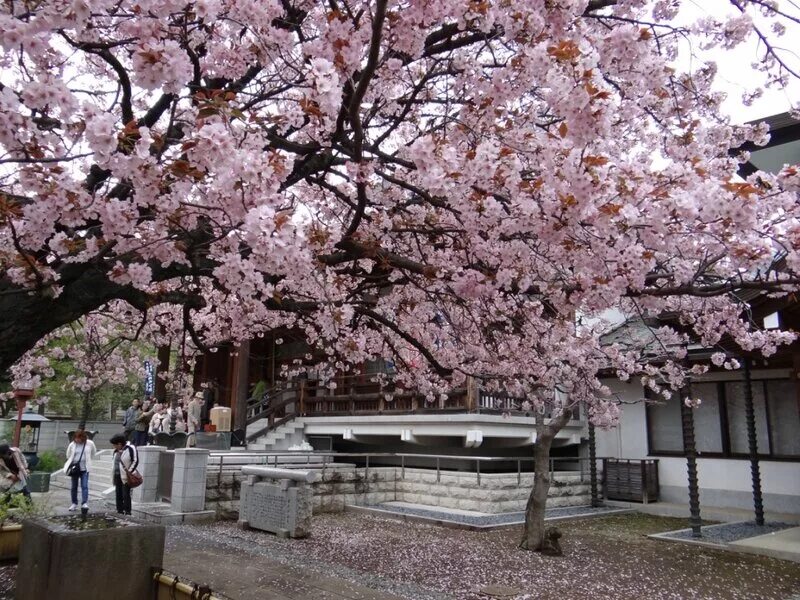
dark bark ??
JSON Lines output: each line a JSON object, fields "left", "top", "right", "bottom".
{"left": 78, "top": 390, "right": 91, "bottom": 431}
{"left": 0, "top": 260, "right": 205, "bottom": 375}
{"left": 520, "top": 408, "right": 573, "bottom": 552}
{"left": 154, "top": 345, "right": 171, "bottom": 403}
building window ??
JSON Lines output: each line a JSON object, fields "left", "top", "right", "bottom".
{"left": 692, "top": 382, "right": 724, "bottom": 454}
{"left": 646, "top": 378, "right": 800, "bottom": 460}
{"left": 725, "top": 381, "right": 770, "bottom": 455}
{"left": 767, "top": 380, "right": 800, "bottom": 456}
{"left": 646, "top": 394, "right": 683, "bottom": 453}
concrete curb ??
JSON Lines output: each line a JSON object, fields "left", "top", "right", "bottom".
{"left": 345, "top": 505, "right": 634, "bottom": 532}
{"left": 647, "top": 521, "right": 800, "bottom": 563}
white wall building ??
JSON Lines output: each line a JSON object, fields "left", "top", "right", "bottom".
{"left": 596, "top": 376, "right": 800, "bottom": 516}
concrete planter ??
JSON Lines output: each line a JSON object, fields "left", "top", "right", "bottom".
{"left": 17, "top": 514, "right": 165, "bottom": 600}
{"left": 27, "top": 472, "right": 50, "bottom": 493}
{"left": 0, "top": 524, "right": 22, "bottom": 560}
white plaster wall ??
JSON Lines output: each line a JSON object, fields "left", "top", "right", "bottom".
{"left": 656, "top": 457, "right": 800, "bottom": 496}
{"left": 596, "top": 377, "right": 800, "bottom": 514}
{"left": 595, "top": 379, "right": 648, "bottom": 459}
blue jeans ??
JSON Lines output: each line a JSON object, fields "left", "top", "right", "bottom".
{"left": 133, "top": 431, "right": 148, "bottom": 447}
{"left": 70, "top": 470, "right": 89, "bottom": 505}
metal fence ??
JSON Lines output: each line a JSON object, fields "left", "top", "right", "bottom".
{"left": 208, "top": 451, "right": 604, "bottom": 488}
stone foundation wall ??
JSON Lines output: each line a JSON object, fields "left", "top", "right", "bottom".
{"left": 395, "top": 469, "right": 590, "bottom": 513}
{"left": 205, "top": 466, "right": 590, "bottom": 518}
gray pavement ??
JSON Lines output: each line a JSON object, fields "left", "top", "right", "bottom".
{"left": 164, "top": 526, "right": 411, "bottom": 600}
{"left": 32, "top": 487, "right": 413, "bottom": 599}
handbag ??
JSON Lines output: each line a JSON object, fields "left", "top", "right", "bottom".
{"left": 124, "top": 468, "right": 143, "bottom": 488}
{"left": 67, "top": 443, "right": 85, "bottom": 477}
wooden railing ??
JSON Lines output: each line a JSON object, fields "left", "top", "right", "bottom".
{"left": 245, "top": 374, "right": 580, "bottom": 442}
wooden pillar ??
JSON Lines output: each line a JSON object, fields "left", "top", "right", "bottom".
{"left": 12, "top": 389, "right": 33, "bottom": 447}
{"left": 743, "top": 358, "right": 765, "bottom": 526}
{"left": 466, "top": 377, "right": 479, "bottom": 412}
{"left": 298, "top": 380, "right": 306, "bottom": 416}
{"left": 232, "top": 340, "right": 251, "bottom": 431}
{"left": 680, "top": 390, "right": 703, "bottom": 538}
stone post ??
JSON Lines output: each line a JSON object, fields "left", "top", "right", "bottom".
{"left": 171, "top": 448, "right": 209, "bottom": 513}
{"left": 132, "top": 445, "right": 166, "bottom": 504}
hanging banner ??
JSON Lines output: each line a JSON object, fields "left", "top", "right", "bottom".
{"left": 144, "top": 360, "right": 155, "bottom": 396}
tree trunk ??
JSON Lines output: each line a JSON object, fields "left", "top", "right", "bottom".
{"left": 78, "top": 390, "right": 91, "bottom": 430}
{"left": 155, "top": 345, "right": 171, "bottom": 403}
{"left": 520, "top": 429, "right": 556, "bottom": 550}
{"left": 520, "top": 408, "right": 572, "bottom": 552}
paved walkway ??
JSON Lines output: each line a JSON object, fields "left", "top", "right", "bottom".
{"left": 731, "top": 526, "right": 800, "bottom": 563}
{"left": 606, "top": 499, "right": 800, "bottom": 524}
{"left": 34, "top": 488, "right": 408, "bottom": 599}
{"left": 164, "top": 527, "right": 408, "bottom": 600}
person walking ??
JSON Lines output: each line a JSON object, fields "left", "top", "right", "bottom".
{"left": 109, "top": 433, "right": 138, "bottom": 515}
{"left": 122, "top": 399, "right": 140, "bottom": 442}
{"left": 0, "top": 444, "right": 31, "bottom": 501}
{"left": 63, "top": 429, "right": 97, "bottom": 511}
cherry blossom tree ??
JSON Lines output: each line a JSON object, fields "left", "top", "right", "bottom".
{"left": 2, "top": 0, "right": 800, "bottom": 551}
{"left": 8, "top": 309, "right": 152, "bottom": 428}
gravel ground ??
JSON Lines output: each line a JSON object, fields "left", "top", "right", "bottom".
{"left": 167, "top": 525, "right": 447, "bottom": 600}
{"left": 368, "top": 503, "right": 626, "bottom": 526}
{"left": 665, "top": 521, "right": 795, "bottom": 544}
{"left": 184, "top": 513, "right": 800, "bottom": 600}
{"left": 0, "top": 564, "right": 15, "bottom": 600}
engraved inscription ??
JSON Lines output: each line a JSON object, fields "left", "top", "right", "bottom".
{"left": 240, "top": 476, "right": 313, "bottom": 538}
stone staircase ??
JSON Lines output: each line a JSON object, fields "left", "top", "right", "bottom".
{"left": 50, "top": 450, "right": 115, "bottom": 500}
{"left": 247, "top": 419, "right": 306, "bottom": 451}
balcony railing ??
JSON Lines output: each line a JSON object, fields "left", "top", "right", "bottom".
{"left": 245, "top": 374, "right": 580, "bottom": 441}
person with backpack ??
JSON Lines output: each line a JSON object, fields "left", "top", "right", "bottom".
{"left": 109, "top": 433, "right": 139, "bottom": 515}
{"left": 147, "top": 403, "right": 166, "bottom": 442}
{"left": 63, "top": 429, "right": 97, "bottom": 511}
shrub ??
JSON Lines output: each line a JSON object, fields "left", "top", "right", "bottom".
{"left": 33, "top": 450, "right": 62, "bottom": 473}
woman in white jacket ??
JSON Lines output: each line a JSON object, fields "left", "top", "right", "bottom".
{"left": 63, "top": 429, "right": 97, "bottom": 511}
{"left": 109, "top": 433, "right": 138, "bottom": 515}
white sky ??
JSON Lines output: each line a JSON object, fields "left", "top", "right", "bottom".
{"left": 676, "top": 2, "right": 800, "bottom": 123}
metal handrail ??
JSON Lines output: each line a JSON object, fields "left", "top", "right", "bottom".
{"left": 208, "top": 450, "right": 606, "bottom": 488}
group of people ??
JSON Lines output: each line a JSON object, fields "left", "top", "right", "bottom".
{"left": 63, "top": 429, "right": 139, "bottom": 515}
{"left": 0, "top": 429, "right": 138, "bottom": 517}
{"left": 1, "top": 392, "right": 206, "bottom": 516}
{"left": 121, "top": 393, "right": 204, "bottom": 446}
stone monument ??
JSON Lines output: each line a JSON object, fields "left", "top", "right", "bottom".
{"left": 238, "top": 466, "right": 316, "bottom": 538}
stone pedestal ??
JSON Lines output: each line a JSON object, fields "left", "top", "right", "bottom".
{"left": 17, "top": 515, "right": 164, "bottom": 600}
{"left": 171, "top": 448, "right": 209, "bottom": 513}
{"left": 238, "top": 466, "right": 315, "bottom": 538}
{"left": 132, "top": 445, "right": 166, "bottom": 504}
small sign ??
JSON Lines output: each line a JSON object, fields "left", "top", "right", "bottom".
{"left": 144, "top": 360, "right": 155, "bottom": 396}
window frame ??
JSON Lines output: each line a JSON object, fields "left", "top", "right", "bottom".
{"left": 645, "top": 378, "right": 800, "bottom": 462}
